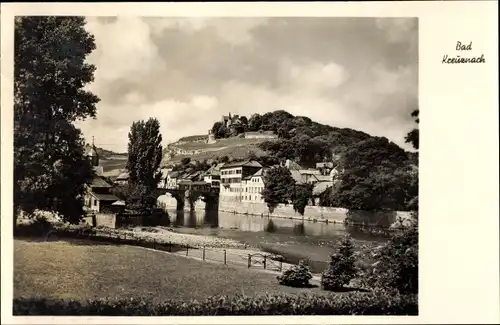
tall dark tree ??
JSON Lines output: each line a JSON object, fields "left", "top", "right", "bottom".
{"left": 14, "top": 17, "right": 99, "bottom": 224}
{"left": 262, "top": 166, "right": 295, "bottom": 213}
{"left": 292, "top": 183, "right": 314, "bottom": 216}
{"left": 405, "top": 109, "right": 419, "bottom": 150}
{"left": 334, "top": 137, "right": 412, "bottom": 211}
{"left": 126, "top": 118, "right": 163, "bottom": 214}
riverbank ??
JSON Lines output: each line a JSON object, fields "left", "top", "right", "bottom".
{"left": 158, "top": 196, "right": 413, "bottom": 228}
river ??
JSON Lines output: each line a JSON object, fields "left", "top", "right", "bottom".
{"left": 140, "top": 209, "right": 391, "bottom": 272}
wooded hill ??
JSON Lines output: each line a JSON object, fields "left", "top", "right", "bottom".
{"left": 209, "top": 109, "right": 411, "bottom": 168}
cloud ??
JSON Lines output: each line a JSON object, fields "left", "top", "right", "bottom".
{"left": 85, "top": 17, "right": 165, "bottom": 85}
{"left": 281, "top": 60, "right": 350, "bottom": 93}
{"left": 375, "top": 18, "right": 418, "bottom": 43}
{"left": 77, "top": 17, "right": 418, "bottom": 153}
{"left": 148, "top": 17, "right": 268, "bottom": 46}
{"left": 79, "top": 94, "right": 221, "bottom": 148}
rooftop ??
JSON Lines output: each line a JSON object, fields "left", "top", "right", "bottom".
{"left": 290, "top": 170, "right": 305, "bottom": 184}
{"left": 220, "top": 160, "right": 262, "bottom": 169}
{"left": 299, "top": 169, "right": 321, "bottom": 175}
{"left": 91, "top": 176, "right": 112, "bottom": 188}
{"left": 116, "top": 172, "right": 129, "bottom": 180}
{"left": 316, "top": 175, "right": 332, "bottom": 182}
{"left": 313, "top": 181, "right": 334, "bottom": 196}
{"left": 90, "top": 192, "right": 120, "bottom": 202}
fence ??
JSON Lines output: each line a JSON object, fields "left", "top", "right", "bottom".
{"left": 166, "top": 245, "right": 284, "bottom": 272}
{"left": 16, "top": 225, "right": 286, "bottom": 273}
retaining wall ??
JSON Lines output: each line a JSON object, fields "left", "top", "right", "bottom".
{"left": 158, "top": 195, "right": 413, "bottom": 227}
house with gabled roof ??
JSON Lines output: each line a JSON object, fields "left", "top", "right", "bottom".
{"left": 203, "top": 163, "right": 224, "bottom": 189}
{"left": 84, "top": 176, "right": 120, "bottom": 214}
{"left": 242, "top": 167, "right": 268, "bottom": 202}
{"left": 83, "top": 138, "right": 120, "bottom": 213}
{"left": 219, "top": 160, "right": 263, "bottom": 202}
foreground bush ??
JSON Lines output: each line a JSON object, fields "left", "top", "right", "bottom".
{"left": 277, "top": 260, "right": 313, "bottom": 287}
{"left": 361, "top": 215, "right": 418, "bottom": 294}
{"left": 13, "top": 291, "right": 418, "bottom": 315}
{"left": 321, "top": 235, "right": 358, "bottom": 291}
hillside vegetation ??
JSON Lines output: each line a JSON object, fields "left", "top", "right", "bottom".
{"left": 95, "top": 147, "right": 127, "bottom": 159}
{"left": 164, "top": 109, "right": 413, "bottom": 169}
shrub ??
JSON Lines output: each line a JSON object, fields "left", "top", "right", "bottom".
{"left": 361, "top": 215, "right": 418, "bottom": 294}
{"left": 13, "top": 291, "right": 418, "bottom": 315}
{"left": 277, "top": 260, "right": 313, "bottom": 287}
{"left": 321, "top": 235, "right": 358, "bottom": 291}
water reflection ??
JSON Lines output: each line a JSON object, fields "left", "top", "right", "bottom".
{"left": 166, "top": 209, "right": 389, "bottom": 242}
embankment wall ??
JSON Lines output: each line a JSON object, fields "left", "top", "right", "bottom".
{"left": 158, "top": 196, "right": 413, "bottom": 228}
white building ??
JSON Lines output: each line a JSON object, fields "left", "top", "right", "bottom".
{"left": 203, "top": 163, "right": 223, "bottom": 188}
{"left": 219, "top": 160, "right": 262, "bottom": 202}
{"left": 242, "top": 168, "right": 266, "bottom": 202}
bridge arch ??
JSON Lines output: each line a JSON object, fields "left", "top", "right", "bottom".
{"left": 154, "top": 187, "right": 219, "bottom": 212}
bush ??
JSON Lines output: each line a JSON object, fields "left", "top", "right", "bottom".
{"left": 277, "top": 260, "right": 313, "bottom": 287}
{"left": 13, "top": 291, "right": 418, "bottom": 315}
{"left": 361, "top": 216, "right": 418, "bottom": 294}
{"left": 321, "top": 235, "right": 358, "bottom": 291}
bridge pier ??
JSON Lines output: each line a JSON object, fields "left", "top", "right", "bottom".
{"left": 155, "top": 187, "right": 219, "bottom": 213}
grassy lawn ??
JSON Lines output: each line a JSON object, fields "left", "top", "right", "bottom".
{"left": 14, "top": 239, "right": 325, "bottom": 303}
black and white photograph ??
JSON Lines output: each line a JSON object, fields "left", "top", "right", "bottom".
{"left": 1, "top": 2, "right": 498, "bottom": 323}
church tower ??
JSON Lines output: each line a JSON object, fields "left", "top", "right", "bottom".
{"left": 85, "top": 137, "right": 103, "bottom": 176}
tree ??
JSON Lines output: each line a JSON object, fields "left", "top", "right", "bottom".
{"left": 14, "top": 17, "right": 99, "bottom": 224}
{"left": 126, "top": 118, "right": 163, "bottom": 214}
{"left": 211, "top": 121, "right": 226, "bottom": 139}
{"left": 262, "top": 166, "right": 295, "bottom": 213}
{"left": 333, "top": 137, "right": 412, "bottom": 211}
{"left": 239, "top": 115, "right": 248, "bottom": 127}
{"left": 292, "top": 183, "right": 314, "bottom": 216}
{"left": 248, "top": 113, "right": 263, "bottom": 131}
{"left": 321, "top": 235, "right": 358, "bottom": 290}
{"left": 405, "top": 109, "right": 419, "bottom": 150}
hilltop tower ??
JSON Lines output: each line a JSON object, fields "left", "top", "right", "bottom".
{"left": 207, "top": 129, "right": 216, "bottom": 144}
{"left": 85, "top": 136, "right": 103, "bottom": 176}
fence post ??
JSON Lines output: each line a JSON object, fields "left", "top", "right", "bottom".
{"left": 248, "top": 254, "right": 251, "bottom": 268}
{"left": 186, "top": 244, "right": 189, "bottom": 256}
{"left": 279, "top": 260, "right": 283, "bottom": 272}
{"left": 224, "top": 249, "right": 227, "bottom": 265}
{"left": 153, "top": 238, "right": 156, "bottom": 249}
{"left": 169, "top": 242, "right": 172, "bottom": 252}
{"left": 203, "top": 247, "right": 206, "bottom": 261}
{"left": 263, "top": 255, "right": 267, "bottom": 269}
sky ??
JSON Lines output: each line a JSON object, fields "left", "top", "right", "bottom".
{"left": 76, "top": 17, "right": 418, "bottom": 153}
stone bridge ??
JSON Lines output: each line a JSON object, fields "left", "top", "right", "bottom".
{"left": 154, "top": 187, "right": 219, "bottom": 212}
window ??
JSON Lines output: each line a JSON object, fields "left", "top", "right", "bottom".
{"left": 94, "top": 199, "right": 97, "bottom": 206}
